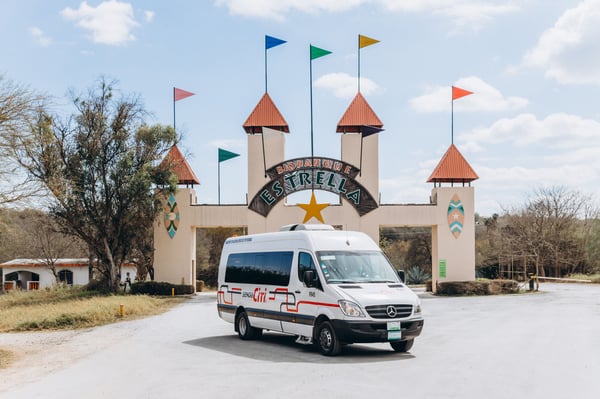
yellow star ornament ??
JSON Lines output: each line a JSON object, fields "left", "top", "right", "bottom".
{"left": 297, "top": 192, "right": 329, "bottom": 223}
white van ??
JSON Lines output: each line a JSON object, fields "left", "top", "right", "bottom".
{"left": 216, "top": 224, "right": 424, "bottom": 356}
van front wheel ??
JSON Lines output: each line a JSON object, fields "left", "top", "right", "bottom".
{"left": 235, "top": 311, "right": 262, "bottom": 340}
{"left": 390, "top": 339, "right": 414, "bottom": 352}
{"left": 315, "top": 321, "right": 341, "bottom": 356}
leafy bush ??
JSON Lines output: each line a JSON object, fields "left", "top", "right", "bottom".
{"left": 436, "top": 280, "right": 519, "bottom": 296}
{"left": 476, "top": 264, "right": 499, "bottom": 279}
{"left": 84, "top": 278, "right": 111, "bottom": 293}
{"left": 405, "top": 266, "right": 432, "bottom": 285}
{"left": 130, "top": 281, "right": 194, "bottom": 296}
{"left": 197, "top": 267, "right": 217, "bottom": 288}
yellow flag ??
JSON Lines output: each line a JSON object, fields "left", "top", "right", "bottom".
{"left": 359, "top": 34, "right": 380, "bottom": 48}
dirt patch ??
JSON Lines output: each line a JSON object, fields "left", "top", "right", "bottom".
{"left": 0, "top": 324, "right": 132, "bottom": 392}
{"left": 0, "top": 348, "right": 15, "bottom": 369}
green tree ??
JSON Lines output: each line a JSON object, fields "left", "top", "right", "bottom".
{"left": 7, "top": 78, "right": 177, "bottom": 291}
{"left": 197, "top": 227, "right": 246, "bottom": 288}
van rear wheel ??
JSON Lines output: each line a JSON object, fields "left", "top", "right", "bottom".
{"left": 390, "top": 339, "right": 414, "bottom": 352}
{"left": 315, "top": 321, "right": 341, "bottom": 356}
{"left": 235, "top": 311, "right": 262, "bottom": 340}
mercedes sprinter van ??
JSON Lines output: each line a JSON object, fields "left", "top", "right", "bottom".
{"left": 216, "top": 224, "right": 424, "bottom": 356}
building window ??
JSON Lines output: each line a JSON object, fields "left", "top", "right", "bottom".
{"left": 58, "top": 269, "right": 74, "bottom": 285}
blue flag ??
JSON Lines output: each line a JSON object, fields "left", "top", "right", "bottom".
{"left": 361, "top": 125, "right": 384, "bottom": 137}
{"left": 266, "top": 35, "right": 286, "bottom": 50}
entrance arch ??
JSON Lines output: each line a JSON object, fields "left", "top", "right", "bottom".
{"left": 153, "top": 88, "right": 477, "bottom": 293}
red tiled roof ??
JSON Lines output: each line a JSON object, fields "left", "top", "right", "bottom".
{"left": 0, "top": 258, "right": 135, "bottom": 268}
{"left": 161, "top": 145, "right": 200, "bottom": 185}
{"left": 427, "top": 144, "right": 479, "bottom": 183}
{"left": 243, "top": 93, "right": 289, "bottom": 134}
{"left": 336, "top": 92, "right": 383, "bottom": 133}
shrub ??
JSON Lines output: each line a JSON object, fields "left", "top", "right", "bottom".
{"left": 197, "top": 267, "right": 217, "bottom": 288}
{"left": 436, "top": 280, "right": 519, "bottom": 296}
{"left": 84, "top": 278, "right": 111, "bottom": 293}
{"left": 476, "top": 264, "right": 499, "bottom": 279}
{"left": 130, "top": 281, "right": 194, "bottom": 296}
{"left": 405, "top": 266, "right": 432, "bottom": 285}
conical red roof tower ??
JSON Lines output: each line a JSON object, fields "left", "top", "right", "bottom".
{"left": 160, "top": 145, "right": 200, "bottom": 186}
{"left": 336, "top": 92, "right": 383, "bottom": 133}
{"left": 427, "top": 144, "right": 478, "bottom": 185}
{"left": 243, "top": 93, "right": 289, "bottom": 134}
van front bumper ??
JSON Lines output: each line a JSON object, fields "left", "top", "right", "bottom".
{"left": 330, "top": 318, "right": 424, "bottom": 344}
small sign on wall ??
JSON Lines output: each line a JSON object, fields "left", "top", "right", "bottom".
{"left": 439, "top": 259, "right": 447, "bottom": 278}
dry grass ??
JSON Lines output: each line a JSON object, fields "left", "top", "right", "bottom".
{"left": 568, "top": 273, "right": 600, "bottom": 283}
{"left": 0, "top": 348, "right": 15, "bottom": 369}
{"left": 0, "top": 287, "right": 186, "bottom": 332}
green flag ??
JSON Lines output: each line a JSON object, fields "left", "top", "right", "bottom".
{"left": 218, "top": 148, "right": 240, "bottom": 163}
{"left": 310, "top": 45, "right": 332, "bottom": 60}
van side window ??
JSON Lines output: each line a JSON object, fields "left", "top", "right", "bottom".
{"left": 298, "top": 252, "right": 317, "bottom": 283}
{"left": 225, "top": 251, "right": 293, "bottom": 286}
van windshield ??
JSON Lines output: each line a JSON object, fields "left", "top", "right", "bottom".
{"left": 316, "top": 251, "right": 400, "bottom": 284}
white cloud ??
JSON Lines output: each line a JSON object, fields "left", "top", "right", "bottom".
{"left": 378, "top": 0, "right": 519, "bottom": 31}
{"left": 209, "top": 139, "right": 245, "bottom": 151}
{"left": 523, "top": 0, "right": 600, "bottom": 84}
{"left": 314, "top": 73, "right": 380, "bottom": 99}
{"left": 410, "top": 76, "right": 528, "bottom": 113}
{"left": 144, "top": 10, "right": 155, "bottom": 23}
{"left": 215, "top": 0, "right": 362, "bottom": 21}
{"left": 459, "top": 112, "right": 600, "bottom": 150}
{"left": 29, "top": 26, "right": 52, "bottom": 46}
{"left": 215, "top": 0, "right": 519, "bottom": 28}
{"left": 61, "top": 1, "right": 140, "bottom": 45}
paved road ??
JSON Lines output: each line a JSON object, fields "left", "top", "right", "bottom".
{"left": 0, "top": 283, "right": 598, "bottom": 399}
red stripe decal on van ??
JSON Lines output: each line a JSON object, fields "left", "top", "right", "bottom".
{"left": 285, "top": 300, "right": 338, "bottom": 312}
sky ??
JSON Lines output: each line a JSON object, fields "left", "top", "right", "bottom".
{"left": 2, "top": 0, "right": 600, "bottom": 217}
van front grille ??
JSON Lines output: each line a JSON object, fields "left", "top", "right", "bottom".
{"left": 365, "top": 304, "right": 413, "bottom": 319}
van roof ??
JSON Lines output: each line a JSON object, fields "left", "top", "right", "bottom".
{"left": 223, "top": 227, "right": 379, "bottom": 252}
{"left": 279, "top": 224, "right": 335, "bottom": 231}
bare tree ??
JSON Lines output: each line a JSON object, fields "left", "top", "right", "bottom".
{"left": 498, "top": 187, "right": 596, "bottom": 277}
{"left": 0, "top": 75, "right": 48, "bottom": 206}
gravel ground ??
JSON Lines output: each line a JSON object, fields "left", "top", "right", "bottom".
{"left": 0, "top": 284, "right": 598, "bottom": 399}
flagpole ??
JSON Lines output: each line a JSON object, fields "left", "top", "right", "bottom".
{"left": 265, "top": 44, "right": 268, "bottom": 93}
{"left": 451, "top": 94, "right": 454, "bottom": 145}
{"left": 359, "top": 135, "right": 364, "bottom": 177}
{"left": 309, "top": 47, "right": 314, "bottom": 159}
{"left": 261, "top": 130, "right": 267, "bottom": 178}
{"left": 218, "top": 160, "right": 221, "bottom": 205}
{"left": 173, "top": 87, "right": 176, "bottom": 133}
{"left": 357, "top": 35, "right": 361, "bottom": 93}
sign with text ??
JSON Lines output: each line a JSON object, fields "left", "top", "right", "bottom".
{"left": 439, "top": 259, "right": 447, "bottom": 278}
{"left": 248, "top": 157, "right": 378, "bottom": 217}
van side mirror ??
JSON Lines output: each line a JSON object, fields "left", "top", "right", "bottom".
{"left": 303, "top": 270, "right": 316, "bottom": 287}
{"left": 397, "top": 269, "right": 406, "bottom": 283}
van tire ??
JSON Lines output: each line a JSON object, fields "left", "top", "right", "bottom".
{"left": 390, "top": 339, "right": 414, "bottom": 352}
{"left": 235, "top": 311, "right": 262, "bottom": 340}
{"left": 315, "top": 321, "right": 341, "bottom": 356}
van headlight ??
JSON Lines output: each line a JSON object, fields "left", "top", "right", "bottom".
{"left": 338, "top": 300, "right": 365, "bottom": 317}
{"left": 415, "top": 303, "right": 422, "bottom": 314}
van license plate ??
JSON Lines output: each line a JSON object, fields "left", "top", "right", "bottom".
{"left": 387, "top": 321, "right": 402, "bottom": 340}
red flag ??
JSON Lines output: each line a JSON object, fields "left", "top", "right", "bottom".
{"left": 174, "top": 87, "right": 195, "bottom": 101}
{"left": 452, "top": 86, "right": 473, "bottom": 100}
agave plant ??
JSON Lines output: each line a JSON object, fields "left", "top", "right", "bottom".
{"left": 406, "top": 266, "right": 432, "bottom": 285}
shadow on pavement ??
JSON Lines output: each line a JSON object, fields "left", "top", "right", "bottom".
{"left": 183, "top": 333, "right": 415, "bottom": 364}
